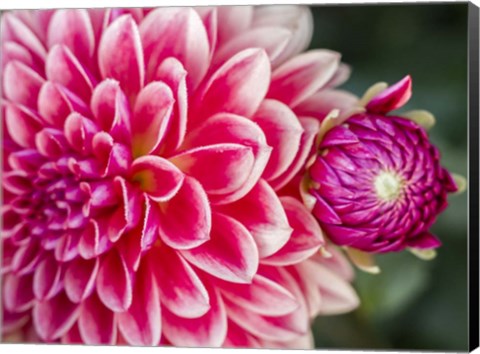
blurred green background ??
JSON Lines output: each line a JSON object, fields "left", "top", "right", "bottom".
{"left": 308, "top": 3, "right": 469, "bottom": 351}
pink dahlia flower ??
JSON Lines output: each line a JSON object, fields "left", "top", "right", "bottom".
{"left": 306, "top": 76, "right": 459, "bottom": 255}
{"left": 1, "top": 6, "right": 358, "bottom": 347}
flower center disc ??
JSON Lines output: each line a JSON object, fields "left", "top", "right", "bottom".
{"left": 374, "top": 171, "right": 404, "bottom": 201}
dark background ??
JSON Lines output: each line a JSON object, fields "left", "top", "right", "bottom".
{"left": 308, "top": 3, "right": 469, "bottom": 351}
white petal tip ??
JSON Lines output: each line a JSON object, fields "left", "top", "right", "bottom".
{"left": 402, "top": 110, "right": 436, "bottom": 130}
{"left": 452, "top": 173, "right": 467, "bottom": 194}
{"left": 409, "top": 248, "right": 437, "bottom": 261}
{"left": 345, "top": 247, "right": 381, "bottom": 275}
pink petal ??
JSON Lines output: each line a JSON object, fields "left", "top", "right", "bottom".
{"left": 212, "top": 27, "right": 291, "bottom": 70}
{"left": 224, "top": 320, "right": 261, "bottom": 348}
{"left": 253, "top": 99, "right": 303, "bottom": 181}
{"left": 216, "top": 179, "right": 292, "bottom": 258}
{"left": 78, "top": 219, "right": 113, "bottom": 259}
{"left": 153, "top": 57, "right": 188, "bottom": 153}
{"left": 38, "top": 82, "right": 90, "bottom": 128}
{"left": 47, "top": 9, "right": 95, "bottom": 67}
{"left": 181, "top": 212, "right": 259, "bottom": 284}
{"left": 367, "top": 75, "right": 412, "bottom": 114}
{"left": 192, "top": 48, "right": 270, "bottom": 122}
{"left": 12, "top": 241, "right": 43, "bottom": 275}
{"left": 3, "top": 171, "right": 33, "bottom": 195}
{"left": 64, "top": 112, "right": 99, "bottom": 155}
{"left": 45, "top": 44, "right": 95, "bottom": 101}
{"left": 54, "top": 232, "right": 81, "bottom": 262}
{"left": 78, "top": 292, "right": 117, "bottom": 345}
{"left": 252, "top": 5, "right": 313, "bottom": 66}
{"left": 268, "top": 49, "right": 340, "bottom": 107}
{"left": 4, "top": 103, "right": 43, "bottom": 148}
{"left": 139, "top": 7, "right": 210, "bottom": 89}
{"left": 157, "top": 176, "right": 211, "bottom": 250}
{"left": 1, "top": 308, "right": 30, "bottom": 334}
{"left": 170, "top": 144, "right": 254, "bottom": 196}
{"left": 1, "top": 41, "right": 34, "bottom": 70}
{"left": 407, "top": 232, "right": 442, "bottom": 249}
{"left": 131, "top": 81, "right": 174, "bottom": 156}
{"left": 32, "top": 292, "right": 80, "bottom": 341}
{"left": 149, "top": 245, "right": 210, "bottom": 318}
{"left": 269, "top": 116, "right": 320, "bottom": 190}
{"left": 64, "top": 257, "right": 99, "bottom": 303}
{"left": 219, "top": 274, "right": 298, "bottom": 316}
{"left": 262, "top": 197, "right": 325, "bottom": 266}
{"left": 325, "top": 63, "right": 351, "bottom": 88}
{"left": 91, "top": 133, "right": 132, "bottom": 178}
{"left": 35, "top": 128, "right": 69, "bottom": 158}
{"left": 294, "top": 260, "right": 359, "bottom": 316}
{"left": 33, "top": 254, "right": 64, "bottom": 300}
{"left": 117, "top": 258, "right": 161, "bottom": 346}
{"left": 3, "top": 273, "right": 35, "bottom": 313}
{"left": 7, "top": 149, "right": 45, "bottom": 173}
{"left": 1, "top": 13, "right": 47, "bottom": 60}
{"left": 225, "top": 267, "right": 308, "bottom": 342}
{"left": 98, "top": 15, "right": 144, "bottom": 97}
{"left": 12, "top": 10, "right": 54, "bottom": 45}
{"left": 162, "top": 285, "right": 227, "bottom": 347}
{"left": 3, "top": 60, "right": 44, "bottom": 108}
{"left": 294, "top": 89, "right": 359, "bottom": 122}
{"left": 131, "top": 156, "right": 184, "bottom": 202}
{"left": 195, "top": 7, "right": 217, "bottom": 61}
{"left": 215, "top": 6, "right": 253, "bottom": 47}
{"left": 96, "top": 249, "right": 132, "bottom": 312}
{"left": 183, "top": 113, "right": 272, "bottom": 204}
{"left": 61, "top": 323, "right": 83, "bottom": 344}
{"left": 90, "top": 79, "right": 132, "bottom": 144}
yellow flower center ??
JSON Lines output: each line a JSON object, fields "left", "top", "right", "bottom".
{"left": 374, "top": 171, "right": 404, "bottom": 201}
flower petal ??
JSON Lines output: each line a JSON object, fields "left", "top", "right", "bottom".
{"left": 131, "top": 156, "right": 184, "bottom": 202}
{"left": 4, "top": 103, "right": 43, "bottom": 148}
{"left": 192, "top": 48, "right": 270, "bottom": 122}
{"left": 90, "top": 79, "right": 132, "bottom": 144}
{"left": 149, "top": 245, "right": 210, "bottom": 318}
{"left": 117, "top": 257, "right": 161, "bottom": 346}
{"left": 153, "top": 57, "right": 188, "bottom": 153}
{"left": 33, "top": 254, "right": 63, "bottom": 300}
{"left": 32, "top": 292, "right": 80, "bottom": 341}
{"left": 96, "top": 249, "right": 132, "bottom": 312}
{"left": 181, "top": 213, "right": 259, "bottom": 284}
{"left": 139, "top": 7, "right": 210, "bottom": 89}
{"left": 367, "top": 75, "right": 412, "bottom": 114}
{"left": 217, "top": 179, "right": 291, "bottom": 258}
{"left": 3, "top": 60, "right": 44, "bottom": 108}
{"left": 157, "top": 176, "right": 211, "bottom": 250}
{"left": 131, "top": 81, "right": 174, "bottom": 156}
{"left": 98, "top": 15, "right": 144, "bottom": 97}
{"left": 78, "top": 291, "right": 117, "bottom": 345}
{"left": 253, "top": 99, "right": 303, "bottom": 181}
{"left": 183, "top": 113, "right": 272, "bottom": 204}
{"left": 215, "top": 6, "right": 253, "bottom": 47}
{"left": 64, "top": 257, "right": 99, "bottom": 303}
{"left": 3, "top": 273, "right": 35, "bottom": 313}
{"left": 268, "top": 49, "right": 340, "bottom": 107}
{"left": 212, "top": 26, "right": 291, "bottom": 70}
{"left": 47, "top": 9, "right": 95, "bottom": 67}
{"left": 262, "top": 197, "right": 325, "bottom": 266}
{"left": 252, "top": 5, "right": 313, "bottom": 66}
{"left": 38, "top": 82, "right": 90, "bottom": 128}
{"left": 162, "top": 285, "right": 227, "bottom": 347}
{"left": 170, "top": 144, "right": 254, "bottom": 196}
{"left": 45, "top": 44, "right": 95, "bottom": 101}
{"left": 219, "top": 274, "right": 298, "bottom": 316}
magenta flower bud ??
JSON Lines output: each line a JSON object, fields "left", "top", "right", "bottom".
{"left": 308, "top": 76, "right": 459, "bottom": 254}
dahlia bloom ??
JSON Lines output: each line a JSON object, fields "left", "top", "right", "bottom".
{"left": 305, "top": 76, "right": 459, "bottom": 258}
{"left": 1, "top": 6, "right": 359, "bottom": 347}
